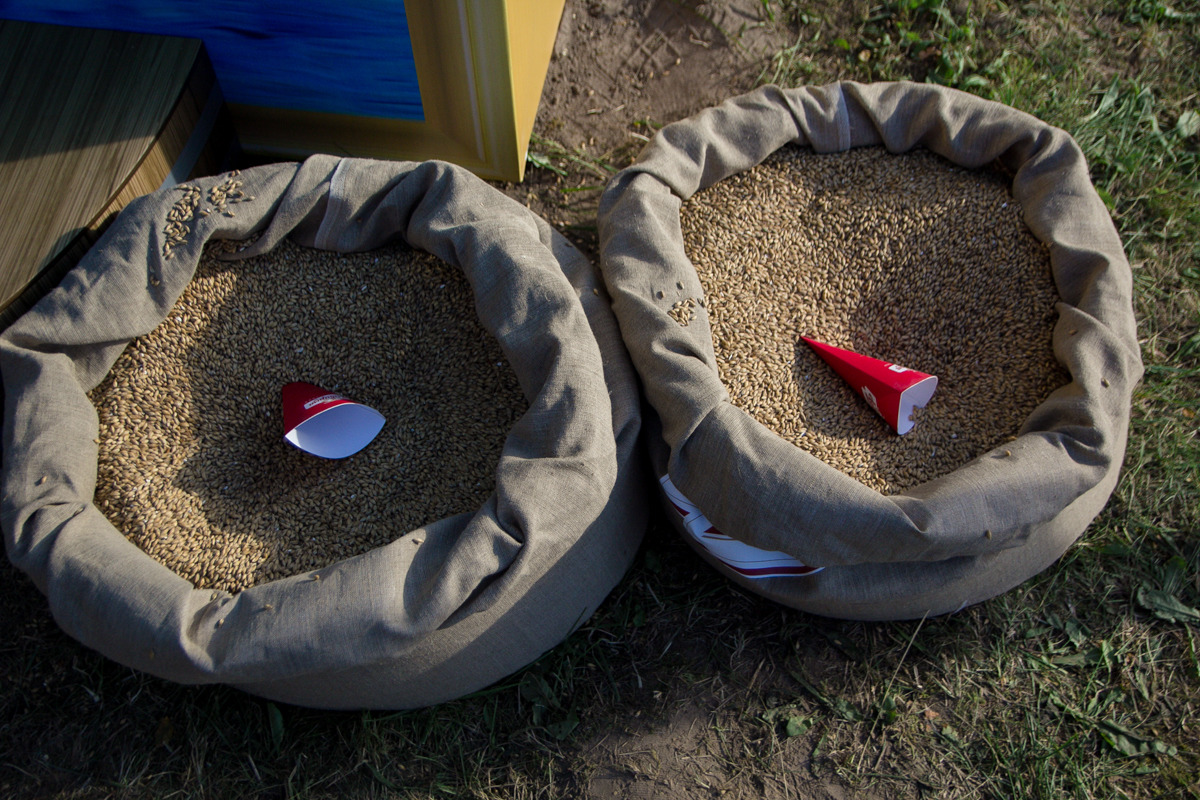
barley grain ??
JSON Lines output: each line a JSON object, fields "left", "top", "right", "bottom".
{"left": 680, "top": 145, "right": 1068, "bottom": 494}
{"left": 89, "top": 238, "right": 528, "bottom": 593}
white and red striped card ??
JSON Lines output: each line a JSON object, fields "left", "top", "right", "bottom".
{"left": 659, "top": 474, "right": 821, "bottom": 579}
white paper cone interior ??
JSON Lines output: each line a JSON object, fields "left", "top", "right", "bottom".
{"left": 284, "top": 404, "right": 386, "bottom": 459}
{"left": 895, "top": 375, "right": 939, "bottom": 435}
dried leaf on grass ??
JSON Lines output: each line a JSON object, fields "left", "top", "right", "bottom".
{"left": 1176, "top": 109, "right": 1200, "bottom": 138}
{"left": 1136, "top": 583, "right": 1200, "bottom": 625}
{"left": 1097, "top": 719, "right": 1178, "bottom": 758}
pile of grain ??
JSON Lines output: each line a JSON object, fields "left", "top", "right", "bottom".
{"left": 89, "top": 238, "right": 528, "bottom": 592}
{"left": 679, "top": 145, "right": 1069, "bottom": 494}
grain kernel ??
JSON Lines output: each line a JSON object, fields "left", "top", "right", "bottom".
{"left": 87, "top": 238, "right": 528, "bottom": 593}
{"left": 681, "top": 145, "right": 1067, "bottom": 494}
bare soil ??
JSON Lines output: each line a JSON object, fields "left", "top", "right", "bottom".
{"left": 539, "top": 0, "right": 791, "bottom": 157}
{"left": 515, "top": 0, "right": 796, "bottom": 254}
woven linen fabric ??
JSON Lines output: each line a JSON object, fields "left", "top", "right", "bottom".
{"left": 597, "top": 82, "right": 1141, "bottom": 620}
{"left": 0, "top": 157, "right": 647, "bottom": 709}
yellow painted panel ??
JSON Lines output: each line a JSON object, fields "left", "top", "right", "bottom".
{"left": 461, "top": 0, "right": 519, "bottom": 179}
{"left": 507, "top": 0, "right": 568, "bottom": 155}
{"left": 236, "top": 1, "right": 562, "bottom": 182}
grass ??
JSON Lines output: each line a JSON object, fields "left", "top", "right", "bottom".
{"left": 2, "top": 1, "right": 1198, "bottom": 798}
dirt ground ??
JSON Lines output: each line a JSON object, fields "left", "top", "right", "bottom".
{"left": 517, "top": 0, "right": 796, "bottom": 254}
{"left": 538, "top": 0, "right": 791, "bottom": 156}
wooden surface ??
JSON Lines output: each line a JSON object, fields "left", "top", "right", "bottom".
{"left": 0, "top": 20, "right": 231, "bottom": 329}
{"left": 234, "top": 0, "right": 566, "bottom": 181}
{"left": 2, "top": 2, "right": 563, "bottom": 185}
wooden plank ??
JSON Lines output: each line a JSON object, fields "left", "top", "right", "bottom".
{"left": 233, "top": 0, "right": 566, "bottom": 182}
{"left": 506, "top": 0, "right": 567, "bottom": 167}
{"left": 0, "top": 21, "right": 210, "bottom": 319}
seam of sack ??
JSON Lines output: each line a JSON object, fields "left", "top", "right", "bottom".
{"left": 314, "top": 159, "right": 351, "bottom": 250}
{"left": 835, "top": 84, "right": 852, "bottom": 150}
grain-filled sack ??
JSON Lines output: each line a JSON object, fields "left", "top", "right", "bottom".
{"left": 86, "top": 237, "right": 534, "bottom": 595}
{"left": 1, "top": 157, "right": 647, "bottom": 709}
{"left": 598, "top": 82, "right": 1141, "bottom": 620}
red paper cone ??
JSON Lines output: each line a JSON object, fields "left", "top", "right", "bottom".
{"left": 282, "top": 382, "right": 385, "bottom": 458}
{"left": 802, "top": 338, "right": 937, "bottom": 435}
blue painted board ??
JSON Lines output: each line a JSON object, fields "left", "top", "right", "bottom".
{"left": 0, "top": 0, "right": 423, "bottom": 120}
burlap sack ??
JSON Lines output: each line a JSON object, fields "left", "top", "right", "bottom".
{"left": 1, "top": 157, "right": 647, "bottom": 709}
{"left": 598, "top": 82, "right": 1141, "bottom": 620}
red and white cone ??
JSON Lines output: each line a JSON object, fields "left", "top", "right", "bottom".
{"left": 802, "top": 338, "right": 937, "bottom": 435}
{"left": 282, "top": 381, "right": 385, "bottom": 458}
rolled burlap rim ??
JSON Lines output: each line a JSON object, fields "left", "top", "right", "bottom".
{"left": 598, "top": 82, "right": 1141, "bottom": 620}
{"left": 1, "top": 157, "right": 648, "bottom": 709}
